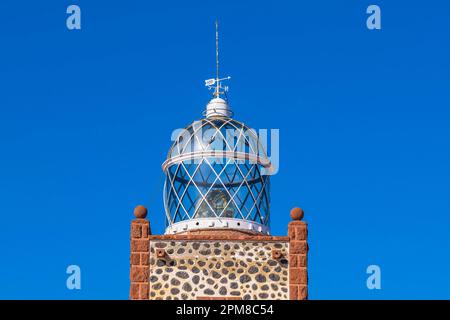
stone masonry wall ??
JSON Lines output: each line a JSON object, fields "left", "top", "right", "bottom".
{"left": 149, "top": 240, "right": 289, "bottom": 300}
{"left": 129, "top": 216, "right": 151, "bottom": 300}
{"left": 129, "top": 206, "right": 308, "bottom": 300}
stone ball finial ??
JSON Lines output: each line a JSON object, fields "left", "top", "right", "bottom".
{"left": 290, "top": 207, "right": 304, "bottom": 221}
{"left": 134, "top": 205, "right": 148, "bottom": 219}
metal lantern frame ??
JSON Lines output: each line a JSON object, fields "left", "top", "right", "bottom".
{"left": 162, "top": 116, "right": 273, "bottom": 235}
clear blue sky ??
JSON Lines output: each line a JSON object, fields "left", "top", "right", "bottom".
{"left": 0, "top": 0, "right": 449, "bottom": 299}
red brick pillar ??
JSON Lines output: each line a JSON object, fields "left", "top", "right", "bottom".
{"left": 130, "top": 205, "right": 151, "bottom": 300}
{"left": 288, "top": 207, "right": 308, "bottom": 300}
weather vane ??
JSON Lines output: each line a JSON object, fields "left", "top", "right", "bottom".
{"left": 204, "top": 20, "right": 231, "bottom": 98}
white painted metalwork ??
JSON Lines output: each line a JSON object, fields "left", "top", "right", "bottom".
{"left": 163, "top": 117, "right": 272, "bottom": 235}
{"left": 166, "top": 218, "right": 270, "bottom": 235}
{"left": 205, "top": 97, "right": 232, "bottom": 118}
{"left": 162, "top": 21, "right": 271, "bottom": 235}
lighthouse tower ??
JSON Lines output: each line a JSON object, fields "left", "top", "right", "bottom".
{"left": 129, "top": 22, "right": 309, "bottom": 300}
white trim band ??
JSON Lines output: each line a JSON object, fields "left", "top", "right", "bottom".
{"left": 165, "top": 217, "right": 270, "bottom": 235}
{"left": 162, "top": 151, "right": 273, "bottom": 173}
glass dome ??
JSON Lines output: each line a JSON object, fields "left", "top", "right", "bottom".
{"left": 162, "top": 115, "right": 273, "bottom": 235}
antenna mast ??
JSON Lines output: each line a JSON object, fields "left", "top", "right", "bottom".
{"left": 215, "top": 20, "right": 219, "bottom": 97}
{"left": 204, "top": 21, "right": 231, "bottom": 99}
